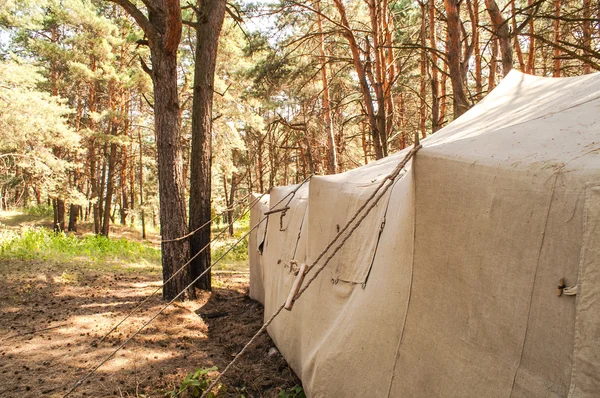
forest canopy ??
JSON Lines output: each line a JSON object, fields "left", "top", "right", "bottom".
{"left": 0, "top": 0, "right": 598, "bottom": 294}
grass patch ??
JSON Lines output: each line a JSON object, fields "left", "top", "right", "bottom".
{"left": 0, "top": 227, "right": 161, "bottom": 271}
{"left": 23, "top": 204, "right": 54, "bottom": 217}
{"left": 211, "top": 218, "right": 250, "bottom": 271}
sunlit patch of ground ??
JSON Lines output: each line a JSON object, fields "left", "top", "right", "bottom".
{"left": 0, "top": 212, "right": 300, "bottom": 398}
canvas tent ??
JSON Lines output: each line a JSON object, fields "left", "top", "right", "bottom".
{"left": 248, "top": 70, "right": 600, "bottom": 397}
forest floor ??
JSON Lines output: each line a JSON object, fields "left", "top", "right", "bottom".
{"left": 0, "top": 210, "right": 301, "bottom": 398}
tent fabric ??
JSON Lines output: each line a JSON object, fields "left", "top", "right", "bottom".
{"left": 248, "top": 193, "right": 270, "bottom": 304}
{"left": 248, "top": 71, "right": 600, "bottom": 397}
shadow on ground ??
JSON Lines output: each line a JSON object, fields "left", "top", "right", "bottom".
{"left": 0, "top": 260, "right": 299, "bottom": 398}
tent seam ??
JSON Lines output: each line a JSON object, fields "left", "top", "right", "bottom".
{"left": 567, "top": 184, "right": 600, "bottom": 396}
{"left": 508, "top": 172, "right": 559, "bottom": 397}
{"left": 292, "top": 202, "right": 308, "bottom": 260}
{"left": 386, "top": 162, "right": 417, "bottom": 398}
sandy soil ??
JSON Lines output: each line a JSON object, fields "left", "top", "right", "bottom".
{"left": 0, "top": 258, "right": 299, "bottom": 397}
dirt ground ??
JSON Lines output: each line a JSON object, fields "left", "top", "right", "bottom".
{"left": 0, "top": 216, "right": 300, "bottom": 398}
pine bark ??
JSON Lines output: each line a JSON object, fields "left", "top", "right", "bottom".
{"left": 316, "top": 0, "right": 337, "bottom": 174}
{"left": 429, "top": 0, "right": 441, "bottom": 130}
{"left": 108, "top": 0, "right": 195, "bottom": 300}
{"left": 102, "top": 139, "right": 117, "bottom": 237}
{"left": 526, "top": 0, "right": 536, "bottom": 74}
{"left": 53, "top": 198, "right": 66, "bottom": 232}
{"left": 68, "top": 204, "right": 80, "bottom": 232}
{"left": 484, "top": 0, "right": 513, "bottom": 76}
{"left": 473, "top": 0, "right": 483, "bottom": 100}
{"left": 444, "top": 0, "right": 470, "bottom": 117}
{"left": 419, "top": 1, "right": 427, "bottom": 138}
{"left": 188, "top": 0, "right": 227, "bottom": 291}
{"left": 553, "top": 0, "right": 561, "bottom": 77}
{"left": 582, "top": 0, "right": 592, "bottom": 74}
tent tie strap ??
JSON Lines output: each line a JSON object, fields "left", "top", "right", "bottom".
{"left": 264, "top": 206, "right": 290, "bottom": 216}
{"left": 557, "top": 278, "right": 578, "bottom": 296}
{"left": 285, "top": 263, "right": 308, "bottom": 311}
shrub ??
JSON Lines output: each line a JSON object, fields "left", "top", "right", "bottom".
{"left": 0, "top": 227, "right": 161, "bottom": 267}
{"left": 23, "top": 204, "right": 54, "bottom": 217}
{"left": 166, "top": 366, "right": 218, "bottom": 398}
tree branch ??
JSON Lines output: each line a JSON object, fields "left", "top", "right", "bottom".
{"left": 138, "top": 55, "right": 152, "bottom": 75}
{"left": 182, "top": 19, "right": 200, "bottom": 28}
{"left": 105, "top": 0, "right": 153, "bottom": 38}
{"left": 519, "top": 32, "right": 600, "bottom": 70}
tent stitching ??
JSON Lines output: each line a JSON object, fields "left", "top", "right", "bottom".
{"left": 386, "top": 159, "right": 418, "bottom": 398}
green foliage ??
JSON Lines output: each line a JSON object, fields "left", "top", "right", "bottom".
{"left": 279, "top": 385, "right": 306, "bottom": 398}
{"left": 0, "top": 58, "right": 78, "bottom": 197}
{"left": 213, "top": 235, "right": 248, "bottom": 263}
{"left": 211, "top": 215, "right": 251, "bottom": 270}
{"left": 23, "top": 204, "right": 54, "bottom": 217}
{"left": 0, "top": 227, "right": 160, "bottom": 266}
{"left": 166, "top": 366, "right": 218, "bottom": 398}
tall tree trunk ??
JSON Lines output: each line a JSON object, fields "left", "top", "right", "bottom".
{"left": 109, "top": 0, "right": 196, "bottom": 300}
{"left": 90, "top": 143, "right": 101, "bottom": 234}
{"left": 102, "top": 138, "right": 117, "bottom": 237}
{"left": 382, "top": 0, "right": 396, "bottom": 144}
{"left": 473, "top": 0, "right": 483, "bottom": 100}
{"left": 485, "top": 0, "right": 513, "bottom": 76}
{"left": 53, "top": 198, "right": 65, "bottom": 232}
{"left": 120, "top": 145, "right": 129, "bottom": 225}
{"left": 33, "top": 186, "right": 41, "bottom": 205}
{"left": 68, "top": 204, "right": 80, "bottom": 232}
{"left": 440, "top": 60, "right": 448, "bottom": 126}
{"left": 152, "top": 42, "right": 194, "bottom": 300}
{"left": 188, "top": 0, "right": 227, "bottom": 291}
{"left": 526, "top": 0, "right": 536, "bottom": 74}
{"left": 138, "top": 129, "right": 146, "bottom": 240}
{"left": 87, "top": 57, "right": 101, "bottom": 234}
{"left": 582, "top": 0, "right": 592, "bottom": 74}
{"left": 98, "top": 144, "right": 107, "bottom": 227}
{"left": 120, "top": 104, "right": 130, "bottom": 226}
{"left": 419, "top": 1, "right": 427, "bottom": 138}
{"left": 489, "top": 37, "right": 499, "bottom": 90}
{"left": 511, "top": 0, "right": 525, "bottom": 70}
{"left": 429, "top": 0, "right": 441, "bottom": 130}
{"left": 553, "top": 0, "right": 561, "bottom": 77}
{"left": 444, "top": 0, "right": 470, "bottom": 117}
{"left": 367, "top": 0, "right": 389, "bottom": 155}
{"left": 316, "top": 0, "right": 337, "bottom": 174}
{"left": 257, "top": 136, "right": 264, "bottom": 193}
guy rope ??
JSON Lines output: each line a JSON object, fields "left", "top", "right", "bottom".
{"left": 62, "top": 175, "right": 312, "bottom": 398}
{"left": 200, "top": 143, "right": 421, "bottom": 397}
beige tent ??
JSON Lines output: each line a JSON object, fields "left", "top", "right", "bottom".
{"left": 249, "top": 71, "right": 600, "bottom": 397}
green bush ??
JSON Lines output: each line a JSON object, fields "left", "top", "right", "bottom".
{"left": 0, "top": 227, "right": 161, "bottom": 266}
{"left": 23, "top": 204, "right": 54, "bottom": 217}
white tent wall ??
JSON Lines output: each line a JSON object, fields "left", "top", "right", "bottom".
{"left": 248, "top": 193, "right": 270, "bottom": 304}
{"left": 249, "top": 71, "right": 600, "bottom": 397}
